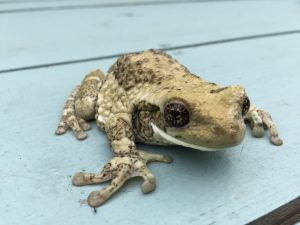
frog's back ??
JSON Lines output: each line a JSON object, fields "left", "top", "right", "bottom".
{"left": 107, "top": 49, "right": 191, "bottom": 92}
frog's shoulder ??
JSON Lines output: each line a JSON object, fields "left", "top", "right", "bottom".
{"left": 108, "top": 49, "right": 192, "bottom": 91}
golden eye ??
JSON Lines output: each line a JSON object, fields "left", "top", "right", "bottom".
{"left": 242, "top": 96, "right": 250, "bottom": 115}
{"left": 164, "top": 102, "right": 189, "bottom": 127}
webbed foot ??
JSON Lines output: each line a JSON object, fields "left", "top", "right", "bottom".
{"left": 72, "top": 150, "right": 172, "bottom": 208}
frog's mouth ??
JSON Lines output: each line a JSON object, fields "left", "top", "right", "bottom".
{"left": 150, "top": 122, "right": 225, "bottom": 151}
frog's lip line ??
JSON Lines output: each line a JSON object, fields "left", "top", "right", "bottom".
{"left": 150, "top": 122, "right": 230, "bottom": 152}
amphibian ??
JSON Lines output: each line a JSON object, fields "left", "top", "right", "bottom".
{"left": 55, "top": 49, "right": 283, "bottom": 208}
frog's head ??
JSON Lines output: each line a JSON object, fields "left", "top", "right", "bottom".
{"left": 149, "top": 83, "right": 249, "bottom": 151}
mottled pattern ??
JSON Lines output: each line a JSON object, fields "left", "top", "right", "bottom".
{"left": 56, "top": 69, "right": 105, "bottom": 140}
{"left": 110, "top": 49, "right": 190, "bottom": 90}
{"left": 76, "top": 70, "right": 104, "bottom": 100}
{"left": 75, "top": 69, "right": 105, "bottom": 120}
{"left": 56, "top": 49, "right": 283, "bottom": 208}
{"left": 132, "top": 100, "right": 166, "bottom": 144}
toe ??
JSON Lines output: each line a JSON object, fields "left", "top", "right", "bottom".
{"left": 88, "top": 191, "right": 106, "bottom": 208}
{"left": 78, "top": 118, "right": 92, "bottom": 131}
{"left": 75, "top": 131, "right": 88, "bottom": 140}
{"left": 81, "top": 123, "right": 91, "bottom": 131}
{"left": 271, "top": 136, "right": 283, "bottom": 146}
{"left": 142, "top": 180, "right": 156, "bottom": 194}
{"left": 55, "top": 126, "right": 68, "bottom": 135}
{"left": 140, "top": 171, "right": 156, "bottom": 194}
{"left": 252, "top": 125, "right": 264, "bottom": 138}
{"left": 72, "top": 172, "right": 87, "bottom": 186}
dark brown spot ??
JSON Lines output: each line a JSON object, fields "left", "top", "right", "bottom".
{"left": 210, "top": 87, "right": 228, "bottom": 94}
{"left": 136, "top": 60, "right": 142, "bottom": 66}
{"left": 209, "top": 82, "right": 217, "bottom": 86}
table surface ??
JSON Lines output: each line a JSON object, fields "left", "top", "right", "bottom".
{"left": 1, "top": 0, "right": 300, "bottom": 225}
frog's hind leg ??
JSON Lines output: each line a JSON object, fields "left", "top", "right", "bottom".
{"left": 55, "top": 85, "right": 88, "bottom": 140}
{"left": 55, "top": 69, "right": 105, "bottom": 140}
{"left": 245, "top": 105, "right": 283, "bottom": 146}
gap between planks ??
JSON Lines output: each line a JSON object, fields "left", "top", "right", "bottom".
{"left": 1, "top": 29, "right": 300, "bottom": 75}
{"left": 0, "top": 0, "right": 257, "bottom": 14}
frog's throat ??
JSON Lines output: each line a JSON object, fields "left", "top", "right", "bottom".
{"left": 150, "top": 122, "right": 223, "bottom": 152}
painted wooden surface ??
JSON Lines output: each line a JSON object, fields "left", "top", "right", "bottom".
{"left": 0, "top": 1, "right": 300, "bottom": 225}
{"left": 1, "top": 0, "right": 300, "bottom": 71}
{"left": 0, "top": 0, "right": 192, "bottom": 11}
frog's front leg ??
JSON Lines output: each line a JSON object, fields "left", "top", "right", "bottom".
{"left": 72, "top": 114, "right": 172, "bottom": 208}
{"left": 55, "top": 69, "right": 105, "bottom": 140}
{"left": 245, "top": 105, "right": 283, "bottom": 146}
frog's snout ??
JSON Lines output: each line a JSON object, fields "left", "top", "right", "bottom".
{"left": 209, "top": 120, "right": 246, "bottom": 148}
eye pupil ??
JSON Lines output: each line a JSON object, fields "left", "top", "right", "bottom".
{"left": 242, "top": 96, "right": 250, "bottom": 115}
{"left": 164, "top": 102, "right": 189, "bottom": 127}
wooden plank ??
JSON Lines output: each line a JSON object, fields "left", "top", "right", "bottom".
{"left": 0, "top": 33, "right": 299, "bottom": 225}
{"left": 0, "top": 0, "right": 135, "bottom": 3}
{"left": 1, "top": 0, "right": 300, "bottom": 72}
{"left": 0, "top": 0, "right": 194, "bottom": 10}
{"left": 0, "top": 0, "right": 183, "bottom": 3}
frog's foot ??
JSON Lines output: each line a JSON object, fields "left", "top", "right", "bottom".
{"left": 55, "top": 115, "right": 91, "bottom": 140}
{"left": 72, "top": 151, "right": 172, "bottom": 208}
{"left": 245, "top": 106, "right": 283, "bottom": 146}
{"left": 55, "top": 86, "right": 91, "bottom": 140}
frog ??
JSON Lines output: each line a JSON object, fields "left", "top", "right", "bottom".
{"left": 55, "top": 49, "right": 283, "bottom": 208}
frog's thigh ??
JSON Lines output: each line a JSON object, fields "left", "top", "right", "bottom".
{"left": 75, "top": 69, "right": 105, "bottom": 120}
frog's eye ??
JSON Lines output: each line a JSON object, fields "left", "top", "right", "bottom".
{"left": 164, "top": 102, "right": 190, "bottom": 127}
{"left": 242, "top": 96, "right": 250, "bottom": 115}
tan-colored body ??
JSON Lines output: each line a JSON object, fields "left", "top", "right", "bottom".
{"left": 56, "top": 49, "right": 282, "bottom": 208}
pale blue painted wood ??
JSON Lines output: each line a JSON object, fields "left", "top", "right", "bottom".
{"left": 0, "top": 0, "right": 179, "bottom": 2}
{"left": 1, "top": 0, "right": 300, "bottom": 224}
{"left": 1, "top": 0, "right": 300, "bottom": 71}
{"left": 0, "top": 33, "right": 300, "bottom": 225}
{"left": 0, "top": 0, "right": 186, "bottom": 9}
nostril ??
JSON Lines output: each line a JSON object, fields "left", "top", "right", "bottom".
{"left": 213, "top": 126, "right": 227, "bottom": 136}
{"left": 225, "top": 122, "right": 242, "bottom": 137}
{"left": 230, "top": 123, "right": 240, "bottom": 132}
